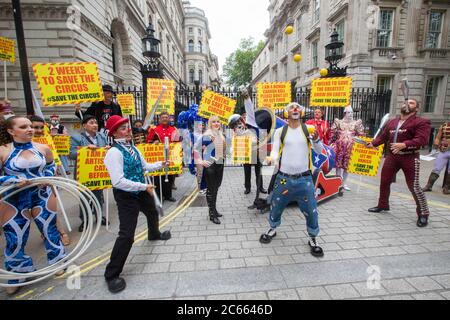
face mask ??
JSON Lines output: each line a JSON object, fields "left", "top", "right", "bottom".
{"left": 51, "top": 120, "right": 59, "bottom": 126}
{"left": 291, "top": 113, "right": 301, "bottom": 120}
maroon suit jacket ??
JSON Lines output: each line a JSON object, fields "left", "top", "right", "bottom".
{"left": 372, "top": 115, "right": 431, "bottom": 152}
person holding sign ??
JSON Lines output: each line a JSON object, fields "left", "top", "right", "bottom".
{"left": 306, "top": 108, "right": 331, "bottom": 145}
{"left": 367, "top": 99, "right": 432, "bottom": 228}
{"left": 423, "top": 121, "right": 450, "bottom": 194}
{"left": 260, "top": 103, "right": 325, "bottom": 258}
{"left": 146, "top": 112, "right": 180, "bottom": 202}
{"left": 0, "top": 116, "right": 66, "bottom": 295}
{"left": 0, "top": 99, "right": 14, "bottom": 121}
{"left": 75, "top": 84, "right": 122, "bottom": 131}
{"left": 49, "top": 114, "right": 70, "bottom": 175}
{"left": 331, "top": 106, "right": 365, "bottom": 191}
{"left": 70, "top": 115, "right": 109, "bottom": 232}
{"left": 194, "top": 115, "right": 227, "bottom": 225}
{"left": 241, "top": 90, "right": 267, "bottom": 196}
{"left": 132, "top": 119, "right": 147, "bottom": 145}
{"left": 103, "top": 116, "right": 171, "bottom": 294}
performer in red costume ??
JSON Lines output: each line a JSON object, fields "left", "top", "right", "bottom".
{"left": 146, "top": 112, "right": 181, "bottom": 202}
{"left": 306, "top": 108, "right": 331, "bottom": 145}
{"left": 367, "top": 99, "right": 432, "bottom": 228}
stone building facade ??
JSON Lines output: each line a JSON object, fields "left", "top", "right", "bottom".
{"left": 0, "top": 0, "right": 220, "bottom": 122}
{"left": 183, "top": 1, "right": 220, "bottom": 87}
{"left": 252, "top": 0, "right": 450, "bottom": 127}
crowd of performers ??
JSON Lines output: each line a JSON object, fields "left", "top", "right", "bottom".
{"left": 0, "top": 82, "right": 448, "bottom": 295}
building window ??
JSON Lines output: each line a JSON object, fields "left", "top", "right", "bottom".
{"left": 284, "top": 62, "right": 288, "bottom": 80}
{"left": 313, "top": 0, "right": 320, "bottom": 24}
{"left": 188, "top": 39, "right": 194, "bottom": 52}
{"left": 376, "top": 76, "right": 392, "bottom": 92}
{"left": 312, "top": 41, "right": 318, "bottom": 68}
{"left": 335, "top": 20, "right": 345, "bottom": 55}
{"left": 296, "top": 15, "right": 302, "bottom": 40}
{"left": 198, "top": 41, "right": 203, "bottom": 53}
{"left": 189, "top": 27, "right": 193, "bottom": 34}
{"left": 377, "top": 9, "right": 394, "bottom": 47}
{"left": 189, "top": 68, "right": 195, "bottom": 83}
{"left": 424, "top": 77, "right": 440, "bottom": 113}
{"left": 199, "top": 69, "right": 203, "bottom": 84}
{"left": 198, "top": 28, "right": 202, "bottom": 36}
{"left": 426, "top": 11, "right": 444, "bottom": 48}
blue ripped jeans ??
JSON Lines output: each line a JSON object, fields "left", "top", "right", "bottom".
{"left": 268, "top": 173, "right": 320, "bottom": 237}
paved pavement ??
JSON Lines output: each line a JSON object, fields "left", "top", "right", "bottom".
{"left": 1, "top": 155, "right": 449, "bottom": 300}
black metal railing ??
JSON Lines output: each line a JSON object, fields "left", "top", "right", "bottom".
{"left": 113, "top": 83, "right": 392, "bottom": 137}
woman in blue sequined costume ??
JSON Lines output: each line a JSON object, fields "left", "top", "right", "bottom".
{"left": 0, "top": 116, "right": 66, "bottom": 294}
{"left": 193, "top": 115, "right": 227, "bottom": 225}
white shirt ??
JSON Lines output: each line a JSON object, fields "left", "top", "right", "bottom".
{"left": 270, "top": 125, "right": 323, "bottom": 175}
{"left": 104, "top": 147, "right": 163, "bottom": 192}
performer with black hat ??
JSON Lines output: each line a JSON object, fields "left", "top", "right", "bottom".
{"left": 103, "top": 115, "right": 171, "bottom": 293}
{"left": 75, "top": 84, "right": 122, "bottom": 131}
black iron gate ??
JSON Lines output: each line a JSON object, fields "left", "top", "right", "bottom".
{"left": 114, "top": 84, "right": 391, "bottom": 136}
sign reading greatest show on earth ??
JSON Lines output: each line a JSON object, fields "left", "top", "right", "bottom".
{"left": 310, "top": 77, "right": 352, "bottom": 107}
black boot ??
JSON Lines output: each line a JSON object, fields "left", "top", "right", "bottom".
{"left": 423, "top": 173, "right": 439, "bottom": 192}
{"left": 206, "top": 192, "right": 221, "bottom": 224}
{"left": 212, "top": 192, "right": 223, "bottom": 217}
{"left": 443, "top": 173, "right": 450, "bottom": 195}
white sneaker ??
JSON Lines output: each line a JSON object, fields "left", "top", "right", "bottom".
{"left": 199, "top": 189, "right": 207, "bottom": 195}
{"left": 343, "top": 185, "right": 351, "bottom": 191}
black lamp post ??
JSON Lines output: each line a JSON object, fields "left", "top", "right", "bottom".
{"left": 325, "top": 29, "right": 347, "bottom": 77}
{"left": 141, "top": 23, "right": 162, "bottom": 114}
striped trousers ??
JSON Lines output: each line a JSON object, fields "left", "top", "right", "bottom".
{"left": 378, "top": 154, "right": 430, "bottom": 217}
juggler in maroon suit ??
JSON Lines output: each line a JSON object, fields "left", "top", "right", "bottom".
{"left": 372, "top": 115, "right": 431, "bottom": 219}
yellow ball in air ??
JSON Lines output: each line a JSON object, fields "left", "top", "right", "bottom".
{"left": 285, "top": 26, "right": 294, "bottom": 35}
{"left": 294, "top": 54, "right": 302, "bottom": 63}
{"left": 320, "top": 68, "right": 329, "bottom": 77}
{"left": 307, "top": 125, "right": 316, "bottom": 134}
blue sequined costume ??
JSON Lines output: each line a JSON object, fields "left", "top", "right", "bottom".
{"left": 0, "top": 142, "right": 66, "bottom": 279}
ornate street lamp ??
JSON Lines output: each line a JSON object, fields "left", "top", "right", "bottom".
{"left": 141, "top": 22, "right": 163, "bottom": 115}
{"left": 324, "top": 29, "right": 347, "bottom": 77}
{"left": 141, "top": 23, "right": 162, "bottom": 77}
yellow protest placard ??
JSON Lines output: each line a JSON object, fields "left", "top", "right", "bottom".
{"left": 348, "top": 137, "right": 384, "bottom": 177}
{"left": 256, "top": 82, "right": 292, "bottom": 110}
{"left": 0, "top": 37, "right": 15, "bottom": 63}
{"left": 310, "top": 77, "right": 352, "bottom": 107}
{"left": 32, "top": 62, "right": 104, "bottom": 106}
{"left": 76, "top": 147, "right": 111, "bottom": 190}
{"left": 137, "top": 143, "right": 183, "bottom": 177}
{"left": 33, "top": 135, "right": 61, "bottom": 166}
{"left": 198, "top": 90, "right": 236, "bottom": 125}
{"left": 147, "top": 79, "right": 175, "bottom": 115}
{"left": 232, "top": 136, "right": 253, "bottom": 165}
{"left": 117, "top": 94, "right": 136, "bottom": 116}
{"left": 52, "top": 135, "right": 71, "bottom": 156}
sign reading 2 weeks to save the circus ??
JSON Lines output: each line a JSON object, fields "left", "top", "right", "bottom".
{"left": 198, "top": 90, "right": 236, "bottom": 125}
{"left": 33, "top": 62, "right": 104, "bottom": 106}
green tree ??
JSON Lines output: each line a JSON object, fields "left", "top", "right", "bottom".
{"left": 222, "top": 37, "right": 264, "bottom": 87}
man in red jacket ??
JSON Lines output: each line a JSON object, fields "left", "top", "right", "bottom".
{"left": 367, "top": 99, "right": 431, "bottom": 228}
{"left": 147, "top": 112, "right": 180, "bottom": 202}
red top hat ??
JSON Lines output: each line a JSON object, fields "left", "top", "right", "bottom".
{"left": 50, "top": 114, "right": 60, "bottom": 119}
{"left": 105, "top": 115, "right": 129, "bottom": 137}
